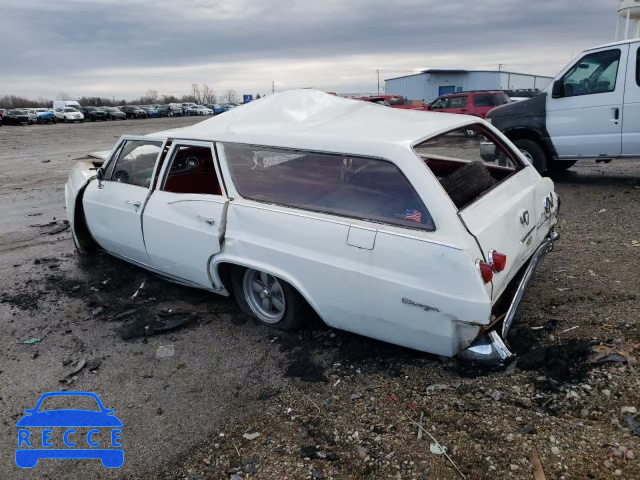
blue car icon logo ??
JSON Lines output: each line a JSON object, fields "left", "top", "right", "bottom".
{"left": 16, "top": 391, "right": 123, "bottom": 468}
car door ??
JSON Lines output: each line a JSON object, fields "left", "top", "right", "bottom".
{"left": 82, "top": 136, "right": 166, "bottom": 265}
{"left": 143, "top": 141, "right": 228, "bottom": 289}
{"left": 428, "top": 97, "right": 450, "bottom": 113}
{"left": 547, "top": 45, "right": 628, "bottom": 158}
{"left": 622, "top": 42, "right": 640, "bottom": 155}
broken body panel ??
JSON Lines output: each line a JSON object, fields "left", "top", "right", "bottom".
{"left": 65, "top": 90, "right": 558, "bottom": 360}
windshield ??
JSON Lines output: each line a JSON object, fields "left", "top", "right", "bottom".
{"left": 8, "top": 110, "right": 23, "bottom": 115}
{"left": 85, "top": 107, "right": 97, "bottom": 111}
{"left": 63, "top": 107, "right": 78, "bottom": 112}
{"left": 35, "top": 109, "right": 48, "bottom": 112}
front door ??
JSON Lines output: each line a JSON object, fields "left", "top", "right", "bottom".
{"left": 83, "top": 136, "right": 165, "bottom": 265}
{"left": 446, "top": 94, "right": 468, "bottom": 115}
{"left": 547, "top": 45, "right": 628, "bottom": 158}
{"left": 143, "top": 141, "right": 228, "bottom": 289}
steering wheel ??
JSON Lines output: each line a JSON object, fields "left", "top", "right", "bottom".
{"left": 114, "top": 170, "right": 129, "bottom": 183}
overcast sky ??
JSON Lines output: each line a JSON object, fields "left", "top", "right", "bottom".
{"left": 0, "top": 0, "right": 619, "bottom": 100}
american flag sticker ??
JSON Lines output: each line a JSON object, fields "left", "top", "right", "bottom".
{"left": 404, "top": 208, "right": 422, "bottom": 223}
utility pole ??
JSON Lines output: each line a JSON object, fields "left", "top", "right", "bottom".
{"left": 498, "top": 64, "right": 503, "bottom": 72}
{"left": 272, "top": 81, "right": 275, "bottom": 94}
{"left": 376, "top": 69, "right": 380, "bottom": 95}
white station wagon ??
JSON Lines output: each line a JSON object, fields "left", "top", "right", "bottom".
{"left": 65, "top": 90, "right": 559, "bottom": 363}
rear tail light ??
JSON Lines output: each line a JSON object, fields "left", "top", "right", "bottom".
{"left": 477, "top": 261, "right": 494, "bottom": 284}
{"left": 489, "top": 250, "right": 507, "bottom": 272}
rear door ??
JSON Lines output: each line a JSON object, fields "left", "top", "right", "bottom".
{"left": 83, "top": 136, "right": 166, "bottom": 265}
{"left": 547, "top": 45, "right": 628, "bottom": 158}
{"left": 143, "top": 140, "right": 228, "bottom": 289}
{"left": 446, "top": 95, "right": 469, "bottom": 115}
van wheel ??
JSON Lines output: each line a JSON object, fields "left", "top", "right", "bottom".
{"left": 231, "top": 267, "right": 305, "bottom": 330}
{"left": 513, "top": 139, "right": 547, "bottom": 173}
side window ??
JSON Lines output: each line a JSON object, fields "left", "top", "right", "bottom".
{"left": 162, "top": 145, "right": 222, "bottom": 196}
{"left": 473, "top": 94, "right": 494, "bottom": 107}
{"left": 449, "top": 96, "right": 467, "bottom": 108}
{"left": 224, "top": 144, "right": 435, "bottom": 231}
{"left": 430, "top": 98, "right": 449, "bottom": 109}
{"left": 106, "top": 140, "right": 163, "bottom": 187}
{"left": 562, "top": 49, "right": 621, "bottom": 97}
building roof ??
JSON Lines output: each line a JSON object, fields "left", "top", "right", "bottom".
{"left": 149, "top": 89, "right": 476, "bottom": 157}
{"left": 385, "top": 69, "right": 553, "bottom": 82}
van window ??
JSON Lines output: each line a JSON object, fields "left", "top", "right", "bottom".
{"left": 414, "top": 125, "right": 522, "bottom": 209}
{"left": 161, "top": 145, "right": 222, "bottom": 196}
{"left": 562, "top": 49, "right": 621, "bottom": 96}
{"left": 224, "top": 144, "right": 435, "bottom": 231}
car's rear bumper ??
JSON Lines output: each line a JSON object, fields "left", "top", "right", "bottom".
{"left": 458, "top": 229, "right": 558, "bottom": 364}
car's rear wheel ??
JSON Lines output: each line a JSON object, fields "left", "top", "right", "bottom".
{"left": 548, "top": 160, "right": 577, "bottom": 172}
{"left": 513, "top": 138, "right": 547, "bottom": 173}
{"left": 231, "top": 267, "right": 306, "bottom": 330}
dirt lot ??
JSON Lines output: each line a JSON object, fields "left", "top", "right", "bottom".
{"left": 1, "top": 118, "right": 639, "bottom": 479}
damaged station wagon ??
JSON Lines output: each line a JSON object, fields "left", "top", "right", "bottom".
{"left": 65, "top": 90, "right": 559, "bottom": 362}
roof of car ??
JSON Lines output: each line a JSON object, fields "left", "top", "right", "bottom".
{"left": 150, "top": 89, "right": 477, "bottom": 156}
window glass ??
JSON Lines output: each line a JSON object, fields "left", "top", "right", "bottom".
{"left": 162, "top": 145, "right": 222, "bottom": 196}
{"left": 473, "top": 94, "right": 494, "bottom": 107}
{"left": 449, "top": 96, "right": 467, "bottom": 108}
{"left": 107, "top": 140, "right": 162, "bottom": 187}
{"left": 430, "top": 98, "right": 449, "bottom": 109}
{"left": 224, "top": 144, "right": 434, "bottom": 231}
{"left": 562, "top": 49, "right": 621, "bottom": 96}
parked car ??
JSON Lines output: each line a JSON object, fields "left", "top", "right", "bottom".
{"left": 427, "top": 90, "right": 510, "bottom": 118}
{"left": 206, "top": 104, "right": 227, "bottom": 115}
{"left": 1, "top": 109, "right": 30, "bottom": 125}
{"left": 119, "top": 106, "right": 148, "bottom": 119}
{"left": 53, "top": 100, "right": 81, "bottom": 111}
{"left": 34, "top": 108, "right": 57, "bottom": 124}
{"left": 139, "top": 106, "right": 159, "bottom": 118}
{"left": 180, "top": 103, "right": 198, "bottom": 115}
{"left": 195, "top": 105, "right": 213, "bottom": 115}
{"left": 53, "top": 107, "right": 84, "bottom": 122}
{"left": 101, "top": 107, "right": 126, "bottom": 120}
{"left": 0, "top": 108, "right": 6, "bottom": 119}
{"left": 156, "top": 104, "right": 182, "bottom": 117}
{"left": 65, "top": 90, "right": 559, "bottom": 363}
{"left": 23, "top": 109, "right": 39, "bottom": 125}
{"left": 80, "top": 106, "right": 108, "bottom": 121}
{"left": 487, "top": 39, "right": 640, "bottom": 174}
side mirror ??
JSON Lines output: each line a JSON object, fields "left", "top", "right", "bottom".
{"left": 96, "top": 167, "right": 105, "bottom": 189}
{"left": 552, "top": 80, "right": 564, "bottom": 99}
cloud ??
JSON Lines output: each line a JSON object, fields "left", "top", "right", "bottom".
{"left": 0, "top": 0, "right": 617, "bottom": 99}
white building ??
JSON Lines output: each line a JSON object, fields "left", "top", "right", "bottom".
{"left": 384, "top": 69, "right": 553, "bottom": 102}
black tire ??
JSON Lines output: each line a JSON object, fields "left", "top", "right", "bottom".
{"left": 513, "top": 138, "right": 547, "bottom": 173}
{"left": 439, "top": 161, "right": 496, "bottom": 209}
{"left": 548, "top": 160, "right": 576, "bottom": 172}
{"left": 231, "top": 266, "right": 306, "bottom": 330}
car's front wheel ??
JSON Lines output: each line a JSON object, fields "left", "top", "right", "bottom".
{"left": 231, "top": 267, "right": 306, "bottom": 330}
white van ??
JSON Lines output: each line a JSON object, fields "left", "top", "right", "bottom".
{"left": 53, "top": 100, "right": 81, "bottom": 110}
{"left": 487, "top": 39, "right": 640, "bottom": 173}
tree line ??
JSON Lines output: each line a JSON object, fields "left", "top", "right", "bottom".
{"left": 0, "top": 84, "right": 262, "bottom": 109}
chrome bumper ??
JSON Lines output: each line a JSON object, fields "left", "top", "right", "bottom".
{"left": 458, "top": 229, "right": 558, "bottom": 364}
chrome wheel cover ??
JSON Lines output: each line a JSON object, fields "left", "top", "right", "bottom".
{"left": 242, "top": 269, "right": 286, "bottom": 324}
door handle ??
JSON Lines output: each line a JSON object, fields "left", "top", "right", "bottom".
{"left": 612, "top": 107, "right": 620, "bottom": 123}
{"left": 125, "top": 200, "right": 141, "bottom": 208}
{"left": 196, "top": 215, "right": 215, "bottom": 225}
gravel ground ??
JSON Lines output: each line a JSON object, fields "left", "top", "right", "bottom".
{"left": 1, "top": 119, "right": 639, "bottom": 479}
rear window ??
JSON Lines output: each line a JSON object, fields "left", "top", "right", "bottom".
{"left": 224, "top": 143, "right": 435, "bottom": 231}
{"left": 414, "top": 125, "right": 523, "bottom": 209}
